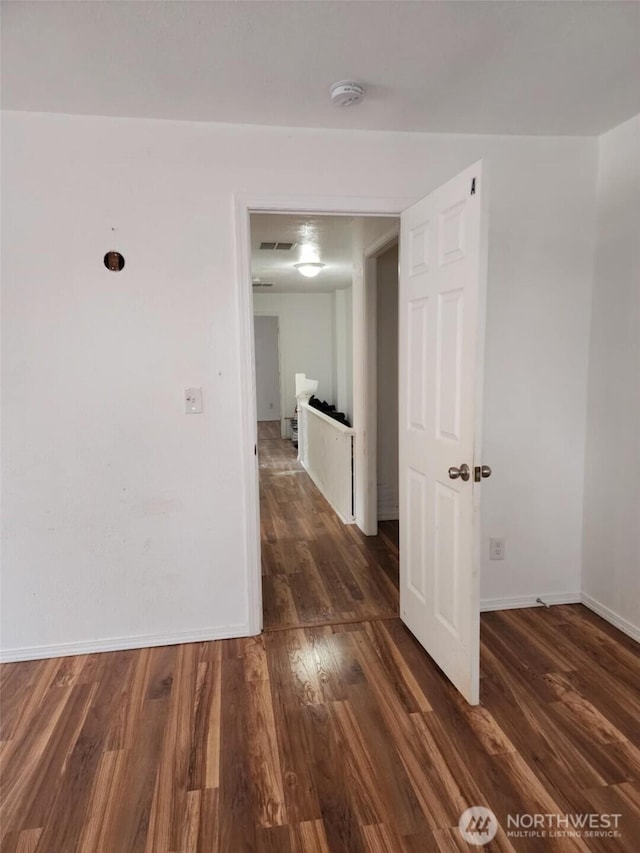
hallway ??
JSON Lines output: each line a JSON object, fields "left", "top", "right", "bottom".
{"left": 258, "top": 425, "right": 399, "bottom": 632}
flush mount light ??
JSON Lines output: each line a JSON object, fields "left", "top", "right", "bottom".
{"left": 294, "top": 262, "right": 325, "bottom": 278}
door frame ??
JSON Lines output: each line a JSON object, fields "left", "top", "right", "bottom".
{"left": 234, "top": 194, "right": 412, "bottom": 634}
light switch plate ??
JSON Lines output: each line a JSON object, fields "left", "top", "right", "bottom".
{"left": 185, "top": 387, "right": 203, "bottom": 414}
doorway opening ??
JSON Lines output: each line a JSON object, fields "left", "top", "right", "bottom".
{"left": 249, "top": 211, "right": 400, "bottom": 632}
{"left": 359, "top": 233, "right": 401, "bottom": 537}
{"left": 254, "top": 315, "right": 281, "bottom": 442}
{"left": 238, "top": 161, "right": 488, "bottom": 705}
{"left": 376, "top": 242, "right": 400, "bottom": 525}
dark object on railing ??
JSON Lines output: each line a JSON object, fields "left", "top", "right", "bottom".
{"left": 309, "top": 395, "right": 351, "bottom": 428}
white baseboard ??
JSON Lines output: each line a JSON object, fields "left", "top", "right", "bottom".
{"left": 480, "top": 592, "right": 581, "bottom": 612}
{"left": 580, "top": 593, "right": 640, "bottom": 643}
{"left": 0, "top": 623, "right": 253, "bottom": 664}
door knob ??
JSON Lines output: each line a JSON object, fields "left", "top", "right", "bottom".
{"left": 448, "top": 463, "right": 470, "bottom": 481}
{"left": 474, "top": 465, "right": 492, "bottom": 482}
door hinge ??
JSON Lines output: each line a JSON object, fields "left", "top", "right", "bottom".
{"left": 471, "top": 177, "right": 476, "bottom": 196}
{"left": 254, "top": 444, "right": 257, "bottom": 456}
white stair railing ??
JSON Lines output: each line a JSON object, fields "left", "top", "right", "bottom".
{"left": 298, "top": 403, "right": 355, "bottom": 524}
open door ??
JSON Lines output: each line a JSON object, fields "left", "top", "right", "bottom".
{"left": 399, "top": 161, "right": 488, "bottom": 705}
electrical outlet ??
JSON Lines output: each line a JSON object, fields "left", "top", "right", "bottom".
{"left": 490, "top": 537, "right": 505, "bottom": 560}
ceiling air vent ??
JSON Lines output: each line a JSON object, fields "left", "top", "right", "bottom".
{"left": 252, "top": 281, "right": 275, "bottom": 288}
{"left": 259, "top": 241, "right": 296, "bottom": 251}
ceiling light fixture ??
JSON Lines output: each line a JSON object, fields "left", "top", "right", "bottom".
{"left": 294, "top": 262, "right": 325, "bottom": 278}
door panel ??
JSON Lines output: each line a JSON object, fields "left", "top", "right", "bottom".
{"left": 433, "top": 480, "right": 460, "bottom": 632}
{"left": 436, "top": 288, "right": 464, "bottom": 441}
{"left": 407, "top": 298, "right": 429, "bottom": 431}
{"left": 399, "top": 161, "right": 488, "bottom": 705}
{"left": 407, "top": 467, "right": 428, "bottom": 601}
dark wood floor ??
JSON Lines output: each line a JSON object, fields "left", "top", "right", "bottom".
{"left": 1, "top": 431, "right": 639, "bottom": 851}
{"left": 1, "top": 608, "right": 639, "bottom": 851}
{"left": 259, "top": 430, "right": 399, "bottom": 631}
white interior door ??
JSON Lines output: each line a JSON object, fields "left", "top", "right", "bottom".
{"left": 399, "top": 161, "right": 488, "bottom": 705}
{"left": 254, "top": 315, "right": 281, "bottom": 421}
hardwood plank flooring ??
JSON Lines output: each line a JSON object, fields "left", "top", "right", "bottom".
{"left": 2, "top": 432, "right": 639, "bottom": 849}
{"left": 258, "top": 421, "right": 281, "bottom": 441}
{"left": 259, "top": 433, "right": 399, "bottom": 631}
{"left": 1, "top": 606, "right": 639, "bottom": 851}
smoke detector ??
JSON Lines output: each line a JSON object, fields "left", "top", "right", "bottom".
{"left": 330, "top": 80, "right": 364, "bottom": 107}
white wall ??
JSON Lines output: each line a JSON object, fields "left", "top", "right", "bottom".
{"left": 333, "top": 287, "right": 353, "bottom": 423}
{"left": 582, "top": 114, "right": 640, "bottom": 638}
{"left": 478, "top": 154, "right": 597, "bottom": 607}
{"left": 1, "top": 110, "right": 597, "bottom": 658}
{"left": 376, "top": 243, "right": 399, "bottom": 521}
{"left": 253, "top": 291, "right": 334, "bottom": 428}
{"left": 253, "top": 315, "right": 281, "bottom": 421}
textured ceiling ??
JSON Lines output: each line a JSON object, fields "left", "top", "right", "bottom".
{"left": 2, "top": 1, "right": 639, "bottom": 136}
